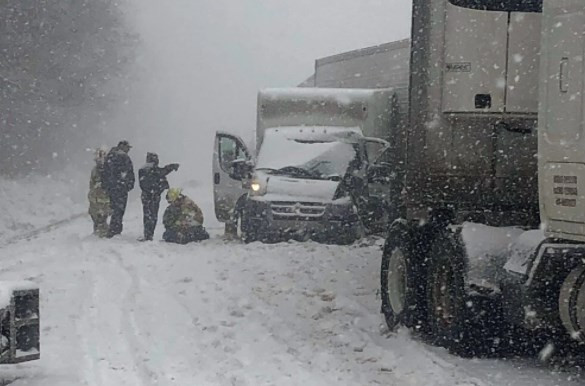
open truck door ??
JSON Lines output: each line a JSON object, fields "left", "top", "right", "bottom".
{"left": 364, "top": 138, "right": 393, "bottom": 232}
{"left": 213, "top": 132, "right": 253, "bottom": 223}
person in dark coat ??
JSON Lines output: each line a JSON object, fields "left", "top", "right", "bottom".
{"left": 104, "top": 140, "right": 135, "bottom": 237}
{"left": 138, "top": 152, "right": 179, "bottom": 241}
{"left": 163, "top": 188, "right": 209, "bottom": 244}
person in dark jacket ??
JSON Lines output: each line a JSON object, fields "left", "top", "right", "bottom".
{"left": 138, "top": 152, "right": 179, "bottom": 241}
{"left": 104, "top": 140, "right": 135, "bottom": 237}
{"left": 163, "top": 188, "right": 209, "bottom": 244}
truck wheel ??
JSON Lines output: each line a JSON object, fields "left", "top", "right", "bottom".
{"left": 380, "top": 222, "right": 426, "bottom": 331}
{"left": 427, "top": 231, "right": 490, "bottom": 357}
{"left": 559, "top": 265, "right": 585, "bottom": 341}
{"left": 334, "top": 222, "right": 364, "bottom": 245}
{"left": 238, "top": 211, "right": 257, "bottom": 244}
{"left": 426, "top": 231, "right": 474, "bottom": 355}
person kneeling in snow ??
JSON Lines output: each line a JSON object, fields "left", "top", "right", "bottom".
{"left": 163, "top": 188, "right": 209, "bottom": 244}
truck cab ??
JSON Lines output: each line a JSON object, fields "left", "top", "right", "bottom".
{"left": 213, "top": 88, "right": 399, "bottom": 243}
{"left": 533, "top": 0, "right": 585, "bottom": 343}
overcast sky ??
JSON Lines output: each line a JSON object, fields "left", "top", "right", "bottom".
{"left": 121, "top": 0, "right": 411, "bottom": 181}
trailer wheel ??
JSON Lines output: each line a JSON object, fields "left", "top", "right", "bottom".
{"left": 380, "top": 222, "right": 425, "bottom": 330}
{"left": 426, "top": 231, "right": 475, "bottom": 355}
{"left": 559, "top": 265, "right": 585, "bottom": 341}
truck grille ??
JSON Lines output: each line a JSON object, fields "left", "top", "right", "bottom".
{"left": 271, "top": 201, "right": 326, "bottom": 221}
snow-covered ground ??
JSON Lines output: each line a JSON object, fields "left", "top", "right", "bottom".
{"left": 0, "top": 180, "right": 582, "bottom": 385}
{"left": 0, "top": 173, "right": 86, "bottom": 241}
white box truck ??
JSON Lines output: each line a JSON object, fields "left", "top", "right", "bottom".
{"left": 212, "top": 87, "right": 400, "bottom": 243}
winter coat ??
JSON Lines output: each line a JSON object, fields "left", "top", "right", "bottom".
{"left": 139, "top": 163, "right": 178, "bottom": 196}
{"left": 163, "top": 196, "right": 204, "bottom": 232}
{"left": 88, "top": 166, "right": 111, "bottom": 216}
{"left": 104, "top": 147, "right": 135, "bottom": 194}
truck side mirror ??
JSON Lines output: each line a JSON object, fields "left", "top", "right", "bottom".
{"left": 229, "top": 159, "right": 254, "bottom": 181}
{"left": 368, "top": 164, "right": 393, "bottom": 184}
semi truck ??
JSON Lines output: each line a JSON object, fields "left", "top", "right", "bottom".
{"left": 304, "top": 0, "right": 584, "bottom": 357}
{"left": 374, "top": 0, "right": 585, "bottom": 357}
{"left": 212, "top": 87, "right": 401, "bottom": 243}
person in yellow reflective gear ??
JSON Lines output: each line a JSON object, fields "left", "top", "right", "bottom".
{"left": 88, "top": 148, "right": 111, "bottom": 237}
{"left": 163, "top": 188, "right": 209, "bottom": 244}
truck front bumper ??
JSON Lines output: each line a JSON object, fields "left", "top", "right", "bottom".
{"left": 243, "top": 198, "right": 361, "bottom": 244}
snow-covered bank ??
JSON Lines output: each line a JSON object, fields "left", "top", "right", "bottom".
{"left": 0, "top": 172, "right": 86, "bottom": 240}
{"left": 0, "top": 165, "right": 218, "bottom": 243}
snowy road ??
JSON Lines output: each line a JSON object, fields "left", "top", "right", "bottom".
{"left": 0, "top": 201, "right": 583, "bottom": 385}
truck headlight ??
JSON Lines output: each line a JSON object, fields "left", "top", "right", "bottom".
{"left": 249, "top": 178, "right": 267, "bottom": 196}
{"left": 251, "top": 182, "right": 261, "bottom": 192}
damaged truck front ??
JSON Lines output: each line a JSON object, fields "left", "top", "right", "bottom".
{"left": 213, "top": 88, "right": 401, "bottom": 244}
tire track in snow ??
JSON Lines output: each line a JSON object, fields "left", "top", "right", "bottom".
{"left": 75, "top": 270, "right": 105, "bottom": 386}
{"left": 67, "top": 245, "right": 157, "bottom": 386}
{"left": 112, "top": 245, "right": 216, "bottom": 385}
{"left": 249, "top": 282, "right": 382, "bottom": 385}
{"left": 209, "top": 242, "right": 377, "bottom": 385}
{"left": 0, "top": 216, "right": 90, "bottom": 278}
{"left": 0, "top": 213, "right": 85, "bottom": 248}
{"left": 107, "top": 247, "right": 159, "bottom": 386}
{"left": 244, "top": 243, "right": 488, "bottom": 386}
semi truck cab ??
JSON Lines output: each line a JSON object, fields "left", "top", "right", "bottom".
{"left": 534, "top": 0, "right": 585, "bottom": 342}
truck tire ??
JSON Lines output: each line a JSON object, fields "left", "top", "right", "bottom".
{"left": 232, "top": 196, "right": 259, "bottom": 244}
{"left": 426, "top": 231, "right": 504, "bottom": 357}
{"left": 333, "top": 222, "right": 364, "bottom": 245}
{"left": 380, "top": 222, "right": 428, "bottom": 331}
{"left": 238, "top": 210, "right": 258, "bottom": 244}
{"left": 426, "top": 231, "right": 470, "bottom": 351}
{"left": 559, "top": 264, "right": 585, "bottom": 342}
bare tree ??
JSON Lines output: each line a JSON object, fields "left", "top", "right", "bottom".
{"left": 0, "top": 0, "right": 136, "bottom": 175}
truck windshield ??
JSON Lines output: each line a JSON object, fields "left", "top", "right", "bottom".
{"left": 256, "top": 132, "right": 358, "bottom": 180}
{"left": 448, "top": 0, "right": 542, "bottom": 12}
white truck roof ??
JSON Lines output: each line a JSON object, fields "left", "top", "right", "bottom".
{"left": 256, "top": 87, "right": 395, "bottom": 151}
